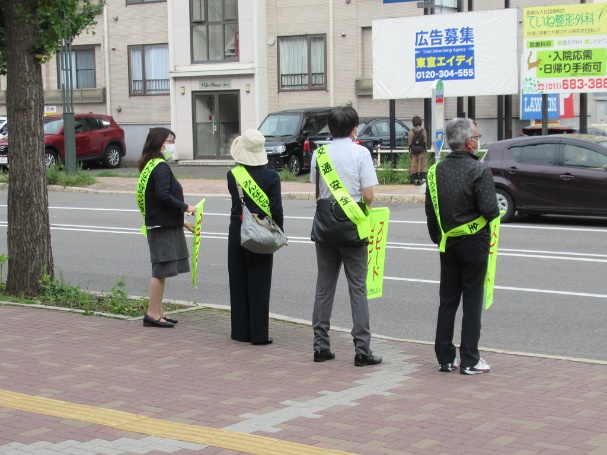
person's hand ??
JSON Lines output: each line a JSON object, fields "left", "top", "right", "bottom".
{"left": 185, "top": 205, "right": 196, "bottom": 214}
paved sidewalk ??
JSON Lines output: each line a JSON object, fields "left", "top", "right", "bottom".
{"left": 0, "top": 303, "right": 606, "bottom": 455}
{"left": 66, "top": 177, "right": 427, "bottom": 204}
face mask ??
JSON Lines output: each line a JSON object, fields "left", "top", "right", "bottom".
{"left": 163, "top": 144, "right": 175, "bottom": 161}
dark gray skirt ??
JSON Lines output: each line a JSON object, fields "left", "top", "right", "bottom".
{"left": 147, "top": 226, "right": 190, "bottom": 278}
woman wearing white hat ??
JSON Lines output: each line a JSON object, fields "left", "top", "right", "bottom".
{"left": 227, "top": 129, "right": 284, "bottom": 345}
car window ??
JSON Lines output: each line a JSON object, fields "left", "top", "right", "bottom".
{"left": 74, "top": 120, "right": 88, "bottom": 133}
{"left": 372, "top": 121, "right": 390, "bottom": 136}
{"left": 564, "top": 144, "right": 607, "bottom": 169}
{"left": 85, "top": 118, "right": 105, "bottom": 130}
{"left": 394, "top": 122, "right": 408, "bottom": 135}
{"left": 357, "top": 122, "right": 367, "bottom": 133}
{"left": 44, "top": 119, "right": 64, "bottom": 135}
{"left": 509, "top": 143, "right": 557, "bottom": 165}
{"left": 258, "top": 114, "right": 301, "bottom": 136}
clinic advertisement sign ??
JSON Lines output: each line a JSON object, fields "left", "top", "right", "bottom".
{"left": 522, "top": 3, "right": 607, "bottom": 94}
{"left": 372, "top": 9, "right": 518, "bottom": 99}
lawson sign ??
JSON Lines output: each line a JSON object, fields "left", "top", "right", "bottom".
{"left": 520, "top": 92, "right": 575, "bottom": 120}
{"left": 521, "top": 93, "right": 559, "bottom": 120}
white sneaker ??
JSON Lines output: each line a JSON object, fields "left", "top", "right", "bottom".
{"left": 460, "top": 358, "right": 490, "bottom": 375}
{"left": 438, "top": 357, "right": 460, "bottom": 372}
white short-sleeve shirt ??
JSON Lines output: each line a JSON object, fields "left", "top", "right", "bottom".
{"left": 310, "top": 138, "right": 378, "bottom": 201}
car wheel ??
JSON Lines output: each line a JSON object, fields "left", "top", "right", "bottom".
{"left": 288, "top": 155, "right": 302, "bottom": 176}
{"left": 495, "top": 188, "right": 515, "bottom": 223}
{"left": 45, "top": 149, "right": 58, "bottom": 168}
{"left": 103, "top": 144, "right": 122, "bottom": 169}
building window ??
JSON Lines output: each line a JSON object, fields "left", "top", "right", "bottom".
{"left": 128, "top": 44, "right": 170, "bottom": 96}
{"left": 57, "top": 47, "right": 96, "bottom": 89}
{"left": 278, "top": 35, "right": 326, "bottom": 91}
{"left": 191, "top": 0, "right": 239, "bottom": 62}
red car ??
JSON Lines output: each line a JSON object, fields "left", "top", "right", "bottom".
{"left": 0, "top": 113, "right": 126, "bottom": 169}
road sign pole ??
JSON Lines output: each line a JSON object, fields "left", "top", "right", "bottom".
{"left": 431, "top": 79, "right": 445, "bottom": 161}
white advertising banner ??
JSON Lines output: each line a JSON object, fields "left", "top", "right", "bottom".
{"left": 372, "top": 9, "right": 519, "bottom": 99}
{"left": 521, "top": 3, "right": 607, "bottom": 95}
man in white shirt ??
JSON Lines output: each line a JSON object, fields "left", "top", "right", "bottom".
{"left": 310, "top": 106, "right": 382, "bottom": 367}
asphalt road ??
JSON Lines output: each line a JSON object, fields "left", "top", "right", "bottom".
{"left": 1, "top": 189, "right": 607, "bottom": 361}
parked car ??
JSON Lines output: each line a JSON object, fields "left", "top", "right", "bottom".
{"left": 258, "top": 108, "right": 332, "bottom": 175}
{"left": 0, "top": 113, "right": 126, "bottom": 170}
{"left": 519, "top": 125, "right": 576, "bottom": 136}
{"left": 486, "top": 134, "right": 607, "bottom": 222}
{"left": 356, "top": 117, "right": 410, "bottom": 151}
{"left": 311, "top": 117, "right": 411, "bottom": 168}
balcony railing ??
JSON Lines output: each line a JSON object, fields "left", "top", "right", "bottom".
{"left": 132, "top": 78, "right": 170, "bottom": 95}
{"left": 280, "top": 72, "right": 325, "bottom": 90}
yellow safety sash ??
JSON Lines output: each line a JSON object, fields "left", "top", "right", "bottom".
{"left": 231, "top": 166, "right": 272, "bottom": 217}
{"left": 315, "top": 145, "right": 370, "bottom": 240}
{"left": 427, "top": 164, "right": 487, "bottom": 253}
{"left": 136, "top": 158, "right": 164, "bottom": 237}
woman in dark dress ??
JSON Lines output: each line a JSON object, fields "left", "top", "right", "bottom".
{"left": 227, "top": 129, "right": 284, "bottom": 345}
{"left": 136, "top": 127, "right": 196, "bottom": 328}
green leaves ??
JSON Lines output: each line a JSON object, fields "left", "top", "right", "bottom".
{"left": 0, "top": 0, "right": 106, "bottom": 73}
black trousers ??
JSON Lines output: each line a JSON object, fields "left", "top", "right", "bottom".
{"left": 435, "top": 234, "right": 489, "bottom": 368}
{"left": 227, "top": 223, "right": 274, "bottom": 343}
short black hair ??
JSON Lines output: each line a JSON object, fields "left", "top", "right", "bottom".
{"left": 412, "top": 116, "right": 422, "bottom": 127}
{"left": 328, "top": 106, "right": 359, "bottom": 139}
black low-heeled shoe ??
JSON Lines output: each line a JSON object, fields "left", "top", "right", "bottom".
{"left": 163, "top": 316, "right": 178, "bottom": 324}
{"left": 143, "top": 314, "right": 174, "bottom": 328}
{"left": 251, "top": 338, "right": 273, "bottom": 345}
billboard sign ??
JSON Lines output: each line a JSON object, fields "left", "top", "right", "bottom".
{"left": 522, "top": 3, "right": 607, "bottom": 94}
{"left": 372, "top": 9, "right": 518, "bottom": 99}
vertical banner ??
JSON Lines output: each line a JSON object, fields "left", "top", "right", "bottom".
{"left": 191, "top": 198, "right": 206, "bottom": 289}
{"left": 367, "top": 207, "right": 390, "bottom": 299}
{"left": 484, "top": 215, "right": 502, "bottom": 309}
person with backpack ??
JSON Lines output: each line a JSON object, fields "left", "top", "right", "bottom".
{"left": 408, "top": 116, "right": 428, "bottom": 186}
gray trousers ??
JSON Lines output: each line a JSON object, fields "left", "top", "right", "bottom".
{"left": 312, "top": 242, "right": 372, "bottom": 356}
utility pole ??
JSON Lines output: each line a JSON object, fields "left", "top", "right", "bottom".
{"left": 59, "top": 14, "right": 76, "bottom": 174}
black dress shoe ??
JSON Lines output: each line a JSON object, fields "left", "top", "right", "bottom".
{"left": 354, "top": 352, "right": 382, "bottom": 366}
{"left": 232, "top": 337, "right": 251, "bottom": 343}
{"left": 314, "top": 349, "right": 335, "bottom": 362}
{"left": 143, "top": 314, "right": 174, "bottom": 328}
{"left": 163, "top": 316, "right": 178, "bottom": 324}
{"left": 251, "top": 338, "right": 273, "bottom": 345}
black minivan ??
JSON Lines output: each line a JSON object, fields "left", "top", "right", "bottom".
{"left": 258, "top": 108, "right": 332, "bottom": 175}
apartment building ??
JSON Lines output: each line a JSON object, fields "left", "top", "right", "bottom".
{"left": 0, "top": 0, "right": 604, "bottom": 160}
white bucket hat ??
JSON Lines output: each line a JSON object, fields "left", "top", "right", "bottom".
{"left": 230, "top": 129, "right": 268, "bottom": 166}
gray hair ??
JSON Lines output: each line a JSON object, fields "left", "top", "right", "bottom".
{"left": 445, "top": 118, "right": 475, "bottom": 151}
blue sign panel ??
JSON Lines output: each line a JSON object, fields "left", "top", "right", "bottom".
{"left": 521, "top": 93, "right": 559, "bottom": 120}
{"left": 435, "top": 131, "right": 444, "bottom": 154}
{"left": 414, "top": 28, "right": 476, "bottom": 82}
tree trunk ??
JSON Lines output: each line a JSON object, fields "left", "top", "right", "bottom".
{"left": 3, "top": 0, "right": 54, "bottom": 294}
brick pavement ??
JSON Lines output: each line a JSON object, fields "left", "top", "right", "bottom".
{"left": 1, "top": 303, "right": 606, "bottom": 455}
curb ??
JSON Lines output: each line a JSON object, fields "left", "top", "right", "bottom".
{"left": 0, "top": 182, "right": 427, "bottom": 203}
{"left": 2, "top": 298, "right": 605, "bottom": 366}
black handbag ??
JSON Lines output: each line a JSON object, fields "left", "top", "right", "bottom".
{"left": 310, "top": 167, "right": 369, "bottom": 247}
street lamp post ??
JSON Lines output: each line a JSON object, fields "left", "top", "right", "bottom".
{"left": 59, "top": 16, "right": 77, "bottom": 174}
